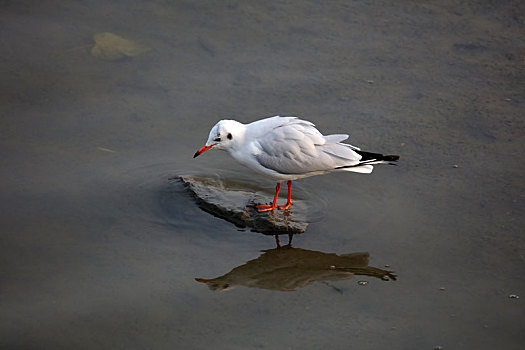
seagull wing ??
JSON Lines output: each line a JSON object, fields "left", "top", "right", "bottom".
{"left": 252, "top": 117, "right": 362, "bottom": 175}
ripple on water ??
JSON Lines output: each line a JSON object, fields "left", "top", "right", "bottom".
{"left": 116, "top": 163, "right": 328, "bottom": 239}
{"left": 161, "top": 169, "right": 328, "bottom": 229}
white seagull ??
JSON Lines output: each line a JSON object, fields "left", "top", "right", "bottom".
{"left": 194, "top": 116, "right": 399, "bottom": 212}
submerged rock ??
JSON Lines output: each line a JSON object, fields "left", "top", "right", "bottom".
{"left": 91, "top": 32, "right": 150, "bottom": 61}
{"left": 179, "top": 175, "right": 308, "bottom": 234}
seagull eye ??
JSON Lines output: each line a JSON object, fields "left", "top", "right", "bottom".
{"left": 227, "top": 133, "right": 232, "bottom": 140}
{"left": 214, "top": 137, "right": 221, "bottom": 142}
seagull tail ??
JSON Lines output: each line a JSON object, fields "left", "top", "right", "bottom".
{"left": 336, "top": 151, "right": 399, "bottom": 174}
{"left": 339, "top": 165, "right": 375, "bottom": 173}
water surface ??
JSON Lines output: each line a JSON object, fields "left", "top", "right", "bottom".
{"left": 1, "top": 1, "right": 524, "bottom": 349}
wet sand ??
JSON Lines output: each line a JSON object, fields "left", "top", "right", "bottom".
{"left": 1, "top": 1, "right": 524, "bottom": 349}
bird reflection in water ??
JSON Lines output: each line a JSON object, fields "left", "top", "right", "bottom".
{"left": 195, "top": 242, "right": 396, "bottom": 292}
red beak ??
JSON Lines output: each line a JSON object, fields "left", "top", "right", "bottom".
{"left": 193, "top": 144, "right": 214, "bottom": 158}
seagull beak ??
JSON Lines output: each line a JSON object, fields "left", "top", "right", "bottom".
{"left": 193, "top": 144, "right": 214, "bottom": 158}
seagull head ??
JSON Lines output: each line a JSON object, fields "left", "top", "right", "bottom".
{"left": 193, "top": 119, "right": 244, "bottom": 158}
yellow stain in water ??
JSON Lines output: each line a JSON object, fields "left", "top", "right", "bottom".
{"left": 91, "top": 32, "right": 150, "bottom": 61}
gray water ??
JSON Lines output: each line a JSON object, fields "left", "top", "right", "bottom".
{"left": 1, "top": 1, "right": 524, "bottom": 349}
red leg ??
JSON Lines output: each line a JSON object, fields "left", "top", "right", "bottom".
{"left": 256, "top": 182, "right": 281, "bottom": 212}
{"left": 277, "top": 180, "right": 293, "bottom": 210}
{"left": 275, "top": 235, "right": 281, "bottom": 248}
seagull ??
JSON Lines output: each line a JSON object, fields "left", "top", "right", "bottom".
{"left": 194, "top": 116, "right": 399, "bottom": 212}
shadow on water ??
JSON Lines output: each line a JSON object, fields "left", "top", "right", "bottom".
{"left": 195, "top": 245, "right": 396, "bottom": 292}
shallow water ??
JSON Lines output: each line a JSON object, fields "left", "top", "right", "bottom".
{"left": 1, "top": 1, "right": 524, "bottom": 349}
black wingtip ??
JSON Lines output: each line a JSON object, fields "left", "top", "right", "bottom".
{"left": 384, "top": 155, "right": 400, "bottom": 162}
{"left": 355, "top": 150, "right": 400, "bottom": 163}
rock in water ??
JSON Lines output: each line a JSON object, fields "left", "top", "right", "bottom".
{"left": 179, "top": 175, "right": 308, "bottom": 234}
